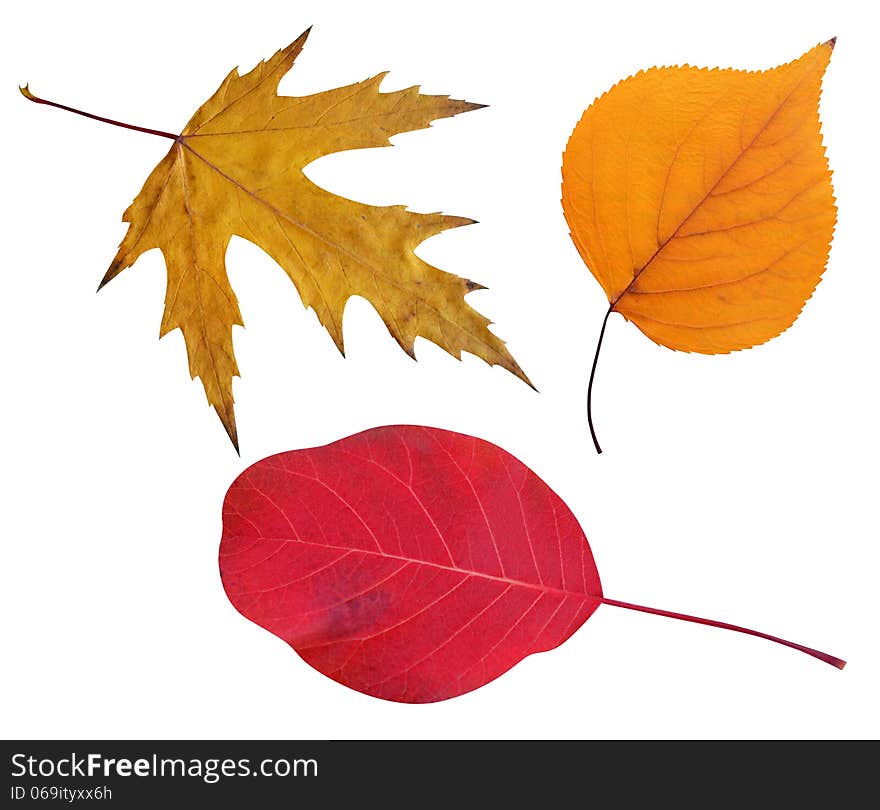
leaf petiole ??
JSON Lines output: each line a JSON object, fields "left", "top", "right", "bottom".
{"left": 20, "top": 85, "right": 178, "bottom": 140}
{"left": 601, "top": 596, "right": 846, "bottom": 669}
{"left": 587, "top": 306, "right": 612, "bottom": 454}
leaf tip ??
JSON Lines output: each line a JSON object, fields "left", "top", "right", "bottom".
{"left": 293, "top": 26, "right": 313, "bottom": 46}
{"left": 211, "top": 395, "right": 240, "bottom": 452}
{"left": 275, "top": 26, "right": 313, "bottom": 75}
{"left": 19, "top": 84, "right": 36, "bottom": 101}
{"left": 512, "top": 362, "right": 537, "bottom": 392}
{"left": 222, "top": 416, "right": 240, "bottom": 455}
{"left": 98, "top": 262, "right": 121, "bottom": 292}
{"left": 824, "top": 36, "right": 837, "bottom": 49}
{"left": 456, "top": 100, "right": 487, "bottom": 115}
{"left": 331, "top": 333, "right": 346, "bottom": 358}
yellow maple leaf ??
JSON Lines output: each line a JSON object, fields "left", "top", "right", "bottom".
{"left": 561, "top": 40, "right": 836, "bottom": 452}
{"left": 23, "top": 28, "right": 530, "bottom": 450}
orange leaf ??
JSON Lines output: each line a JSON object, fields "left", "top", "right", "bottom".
{"left": 562, "top": 40, "right": 836, "bottom": 452}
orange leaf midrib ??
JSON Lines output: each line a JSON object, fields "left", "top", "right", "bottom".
{"left": 609, "top": 59, "right": 823, "bottom": 312}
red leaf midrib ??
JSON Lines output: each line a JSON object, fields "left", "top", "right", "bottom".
{"left": 222, "top": 532, "right": 601, "bottom": 602}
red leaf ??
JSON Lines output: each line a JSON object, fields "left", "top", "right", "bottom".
{"left": 219, "top": 426, "right": 844, "bottom": 703}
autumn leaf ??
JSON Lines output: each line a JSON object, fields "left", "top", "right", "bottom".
{"left": 561, "top": 40, "right": 837, "bottom": 453}
{"left": 22, "top": 28, "right": 529, "bottom": 450}
{"left": 219, "top": 425, "right": 844, "bottom": 703}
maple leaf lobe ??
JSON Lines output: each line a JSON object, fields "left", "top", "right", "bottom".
{"left": 101, "top": 28, "right": 525, "bottom": 448}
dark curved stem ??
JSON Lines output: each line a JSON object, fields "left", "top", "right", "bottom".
{"left": 587, "top": 306, "right": 612, "bottom": 454}
{"left": 601, "top": 597, "right": 846, "bottom": 669}
{"left": 20, "top": 85, "right": 178, "bottom": 140}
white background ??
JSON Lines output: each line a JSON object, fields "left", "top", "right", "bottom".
{"left": 2, "top": 0, "right": 877, "bottom": 739}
